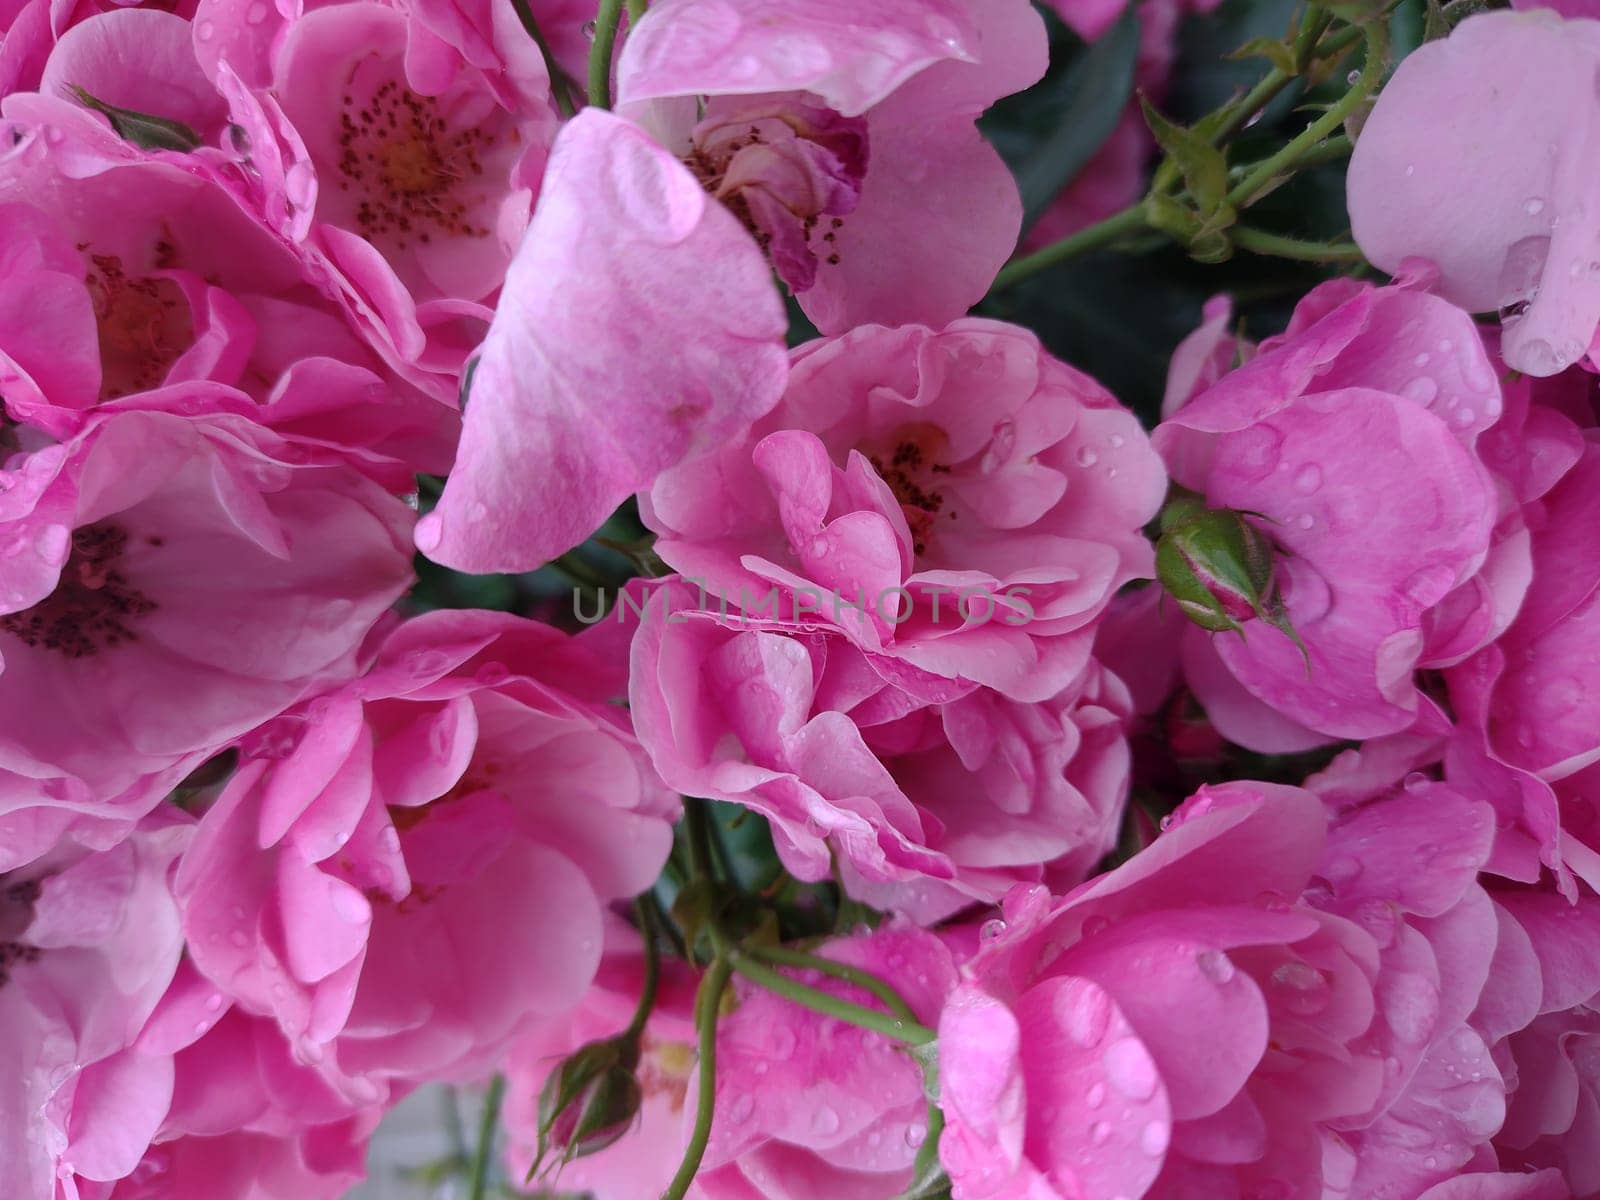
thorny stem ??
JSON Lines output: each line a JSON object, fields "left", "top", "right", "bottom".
{"left": 1231, "top": 226, "right": 1367, "bottom": 263}
{"left": 1224, "top": 21, "right": 1389, "bottom": 210}
{"left": 992, "top": 19, "right": 1387, "bottom": 290}
{"left": 989, "top": 205, "right": 1150, "bottom": 291}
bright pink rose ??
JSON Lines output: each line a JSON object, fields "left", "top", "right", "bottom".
{"left": 630, "top": 582, "right": 1135, "bottom": 921}
{"left": 646, "top": 318, "right": 1165, "bottom": 703}
{"left": 0, "top": 816, "right": 189, "bottom": 1200}
{"left": 1156, "top": 277, "right": 1504, "bottom": 750}
{"left": 0, "top": 99, "right": 458, "bottom": 472}
{"left": 693, "top": 924, "right": 957, "bottom": 1200}
{"left": 939, "top": 771, "right": 1511, "bottom": 1199}
{"left": 173, "top": 0, "right": 561, "bottom": 384}
{"left": 616, "top": 0, "right": 1047, "bottom": 332}
{"left": 417, "top": 107, "right": 789, "bottom": 573}
{"left": 0, "top": 410, "right": 414, "bottom": 872}
{"left": 176, "top": 610, "right": 676, "bottom": 1088}
{"left": 1348, "top": 10, "right": 1600, "bottom": 377}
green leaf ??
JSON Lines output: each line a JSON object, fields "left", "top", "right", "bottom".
{"left": 1013, "top": 10, "right": 1141, "bottom": 233}
{"left": 1139, "top": 96, "right": 1229, "bottom": 214}
{"left": 68, "top": 86, "right": 201, "bottom": 152}
{"left": 1225, "top": 35, "right": 1298, "bottom": 74}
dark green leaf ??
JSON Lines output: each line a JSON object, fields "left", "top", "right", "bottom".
{"left": 68, "top": 86, "right": 201, "bottom": 152}
{"left": 1013, "top": 10, "right": 1141, "bottom": 232}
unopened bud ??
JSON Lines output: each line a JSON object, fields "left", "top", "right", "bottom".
{"left": 1156, "top": 501, "right": 1278, "bottom": 633}
{"left": 531, "top": 1035, "right": 644, "bottom": 1179}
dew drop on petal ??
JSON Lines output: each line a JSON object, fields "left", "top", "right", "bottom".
{"left": 1104, "top": 1038, "right": 1159, "bottom": 1101}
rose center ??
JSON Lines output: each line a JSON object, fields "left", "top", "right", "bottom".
{"left": 0, "top": 877, "right": 43, "bottom": 989}
{"left": 337, "top": 76, "right": 495, "bottom": 250}
{"left": 867, "top": 425, "right": 955, "bottom": 557}
{"left": 0, "top": 523, "right": 158, "bottom": 658}
{"left": 686, "top": 103, "right": 867, "bottom": 291}
{"left": 86, "top": 253, "right": 194, "bottom": 401}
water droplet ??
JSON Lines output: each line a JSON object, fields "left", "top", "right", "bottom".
{"left": 1108, "top": 433, "right": 1125, "bottom": 448}
{"left": 1295, "top": 513, "right": 1315, "bottom": 530}
{"left": 1085, "top": 1082, "right": 1106, "bottom": 1109}
{"left": 1405, "top": 164, "right": 1416, "bottom": 177}
{"left": 205, "top": 993, "right": 223, "bottom": 1012}
{"left": 414, "top": 513, "right": 443, "bottom": 553}
{"left": 979, "top": 918, "right": 1006, "bottom": 942}
{"left": 1140, "top": 1120, "right": 1170, "bottom": 1157}
{"left": 1292, "top": 464, "right": 1322, "bottom": 494}
{"left": 979, "top": 421, "right": 1016, "bottom": 475}
{"left": 1104, "top": 1038, "right": 1159, "bottom": 1101}
{"left": 1453, "top": 406, "right": 1476, "bottom": 427}
{"left": 245, "top": 1, "right": 268, "bottom": 22}
{"left": 1412, "top": 352, "right": 1430, "bottom": 368}
{"left": 229, "top": 929, "right": 248, "bottom": 947}
{"left": 1269, "top": 962, "right": 1332, "bottom": 1016}
{"left": 905, "top": 1123, "right": 926, "bottom": 1149}
{"left": 1075, "top": 446, "right": 1099, "bottom": 467}
{"left": 33, "top": 524, "right": 69, "bottom": 565}
{"left": 811, "top": 1105, "right": 841, "bottom": 1136}
{"left": 284, "top": 162, "right": 316, "bottom": 209}
{"left": 581, "top": 18, "right": 597, "bottom": 37}
{"left": 1402, "top": 377, "right": 1439, "bottom": 404}
{"left": 1524, "top": 197, "right": 1546, "bottom": 216}
{"left": 195, "top": 18, "right": 214, "bottom": 40}
{"left": 770, "top": 1025, "right": 797, "bottom": 1060}
{"left": 726, "top": 1093, "right": 754, "bottom": 1124}
{"left": 1091, "top": 1121, "right": 1111, "bottom": 1145}
{"left": 1195, "top": 949, "right": 1235, "bottom": 984}
{"left": 1056, "top": 978, "right": 1112, "bottom": 1049}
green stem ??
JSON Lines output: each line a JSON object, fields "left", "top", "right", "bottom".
{"left": 659, "top": 957, "right": 734, "bottom": 1200}
{"left": 587, "top": 0, "right": 626, "bottom": 110}
{"left": 508, "top": 0, "right": 577, "bottom": 118}
{"left": 1231, "top": 226, "right": 1366, "bottom": 263}
{"left": 1224, "top": 21, "right": 1388, "bottom": 211}
{"left": 624, "top": 897, "right": 662, "bottom": 1043}
{"left": 1292, "top": 6, "right": 1333, "bottom": 71}
{"left": 989, "top": 204, "right": 1149, "bottom": 292}
{"left": 467, "top": 1074, "right": 506, "bottom": 1200}
{"left": 745, "top": 944, "right": 921, "bottom": 1027}
{"left": 683, "top": 798, "right": 732, "bottom": 958}
{"left": 728, "top": 953, "right": 936, "bottom": 1046}
{"left": 626, "top": 0, "right": 647, "bottom": 21}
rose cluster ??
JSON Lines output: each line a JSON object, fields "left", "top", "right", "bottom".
{"left": 1, "top": 0, "right": 1599, "bottom": 1198}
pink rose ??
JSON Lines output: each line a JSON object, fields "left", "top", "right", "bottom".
{"left": 630, "top": 582, "right": 1134, "bottom": 921}
{"left": 617, "top": 0, "right": 1047, "bottom": 332}
{"left": 1157, "top": 277, "right": 1504, "bottom": 749}
{"left": 1348, "top": 11, "right": 1600, "bottom": 377}
{"left": 176, "top": 610, "right": 676, "bottom": 1087}
{"left": 646, "top": 318, "right": 1165, "bottom": 703}
{"left": 0, "top": 410, "right": 414, "bottom": 871}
